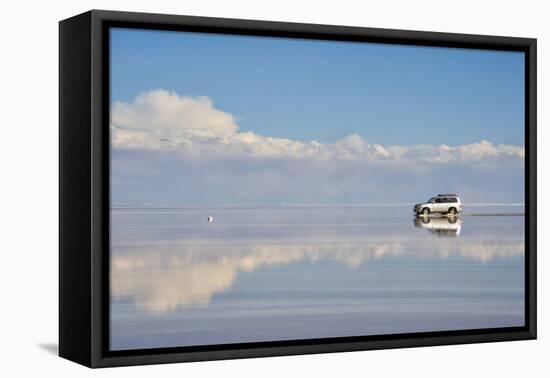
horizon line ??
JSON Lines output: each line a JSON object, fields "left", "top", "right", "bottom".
{"left": 110, "top": 202, "right": 526, "bottom": 210}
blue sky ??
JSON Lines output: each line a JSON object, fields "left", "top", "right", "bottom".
{"left": 110, "top": 28, "right": 525, "bottom": 205}
{"left": 111, "top": 28, "right": 525, "bottom": 146}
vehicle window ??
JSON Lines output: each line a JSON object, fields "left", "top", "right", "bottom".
{"left": 435, "top": 198, "right": 441, "bottom": 203}
{"left": 451, "top": 198, "right": 457, "bottom": 203}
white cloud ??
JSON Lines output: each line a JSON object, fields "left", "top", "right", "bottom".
{"left": 111, "top": 90, "right": 524, "bottom": 164}
{"left": 112, "top": 89, "right": 238, "bottom": 137}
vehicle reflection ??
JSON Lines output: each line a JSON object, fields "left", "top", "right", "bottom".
{"left": 414, "top": 215, "right": 462, "bottom": 237}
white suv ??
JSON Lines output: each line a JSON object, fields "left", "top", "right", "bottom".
{"left": 414, "top": 194, "right": 462, "bottom": 216}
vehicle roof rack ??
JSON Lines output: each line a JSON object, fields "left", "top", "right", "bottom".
{"left": 437, "top": 193, "right": 458, "bottom": 197}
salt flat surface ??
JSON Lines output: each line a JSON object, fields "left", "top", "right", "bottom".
{"left": 110, "top": 206, "right": 525, "bottom": 350}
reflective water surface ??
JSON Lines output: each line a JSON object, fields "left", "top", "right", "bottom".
{"left": 110, "top": 206, "right": 525, "bottom": 350}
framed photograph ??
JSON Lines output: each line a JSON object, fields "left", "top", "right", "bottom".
{"left": 59, "top": 10, "right": 536, "bottom": 368}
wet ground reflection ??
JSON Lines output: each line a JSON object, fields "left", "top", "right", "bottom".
{"left": 110, "top": 206, "right": 525, "bottom": 350}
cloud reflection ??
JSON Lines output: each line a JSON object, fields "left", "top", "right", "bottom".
{"left": 111, "top": 237, "right": 524, "bottom": 313}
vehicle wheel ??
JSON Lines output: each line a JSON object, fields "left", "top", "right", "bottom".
{"left": 448, "top": 207, "right": 457, "bottom": 215}
{"left": 422, "top": 208, "right": 430, "bottom": 216}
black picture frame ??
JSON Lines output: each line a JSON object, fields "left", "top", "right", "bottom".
{"left": 59, "top": 9, "right": 537, "bottom": 368}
